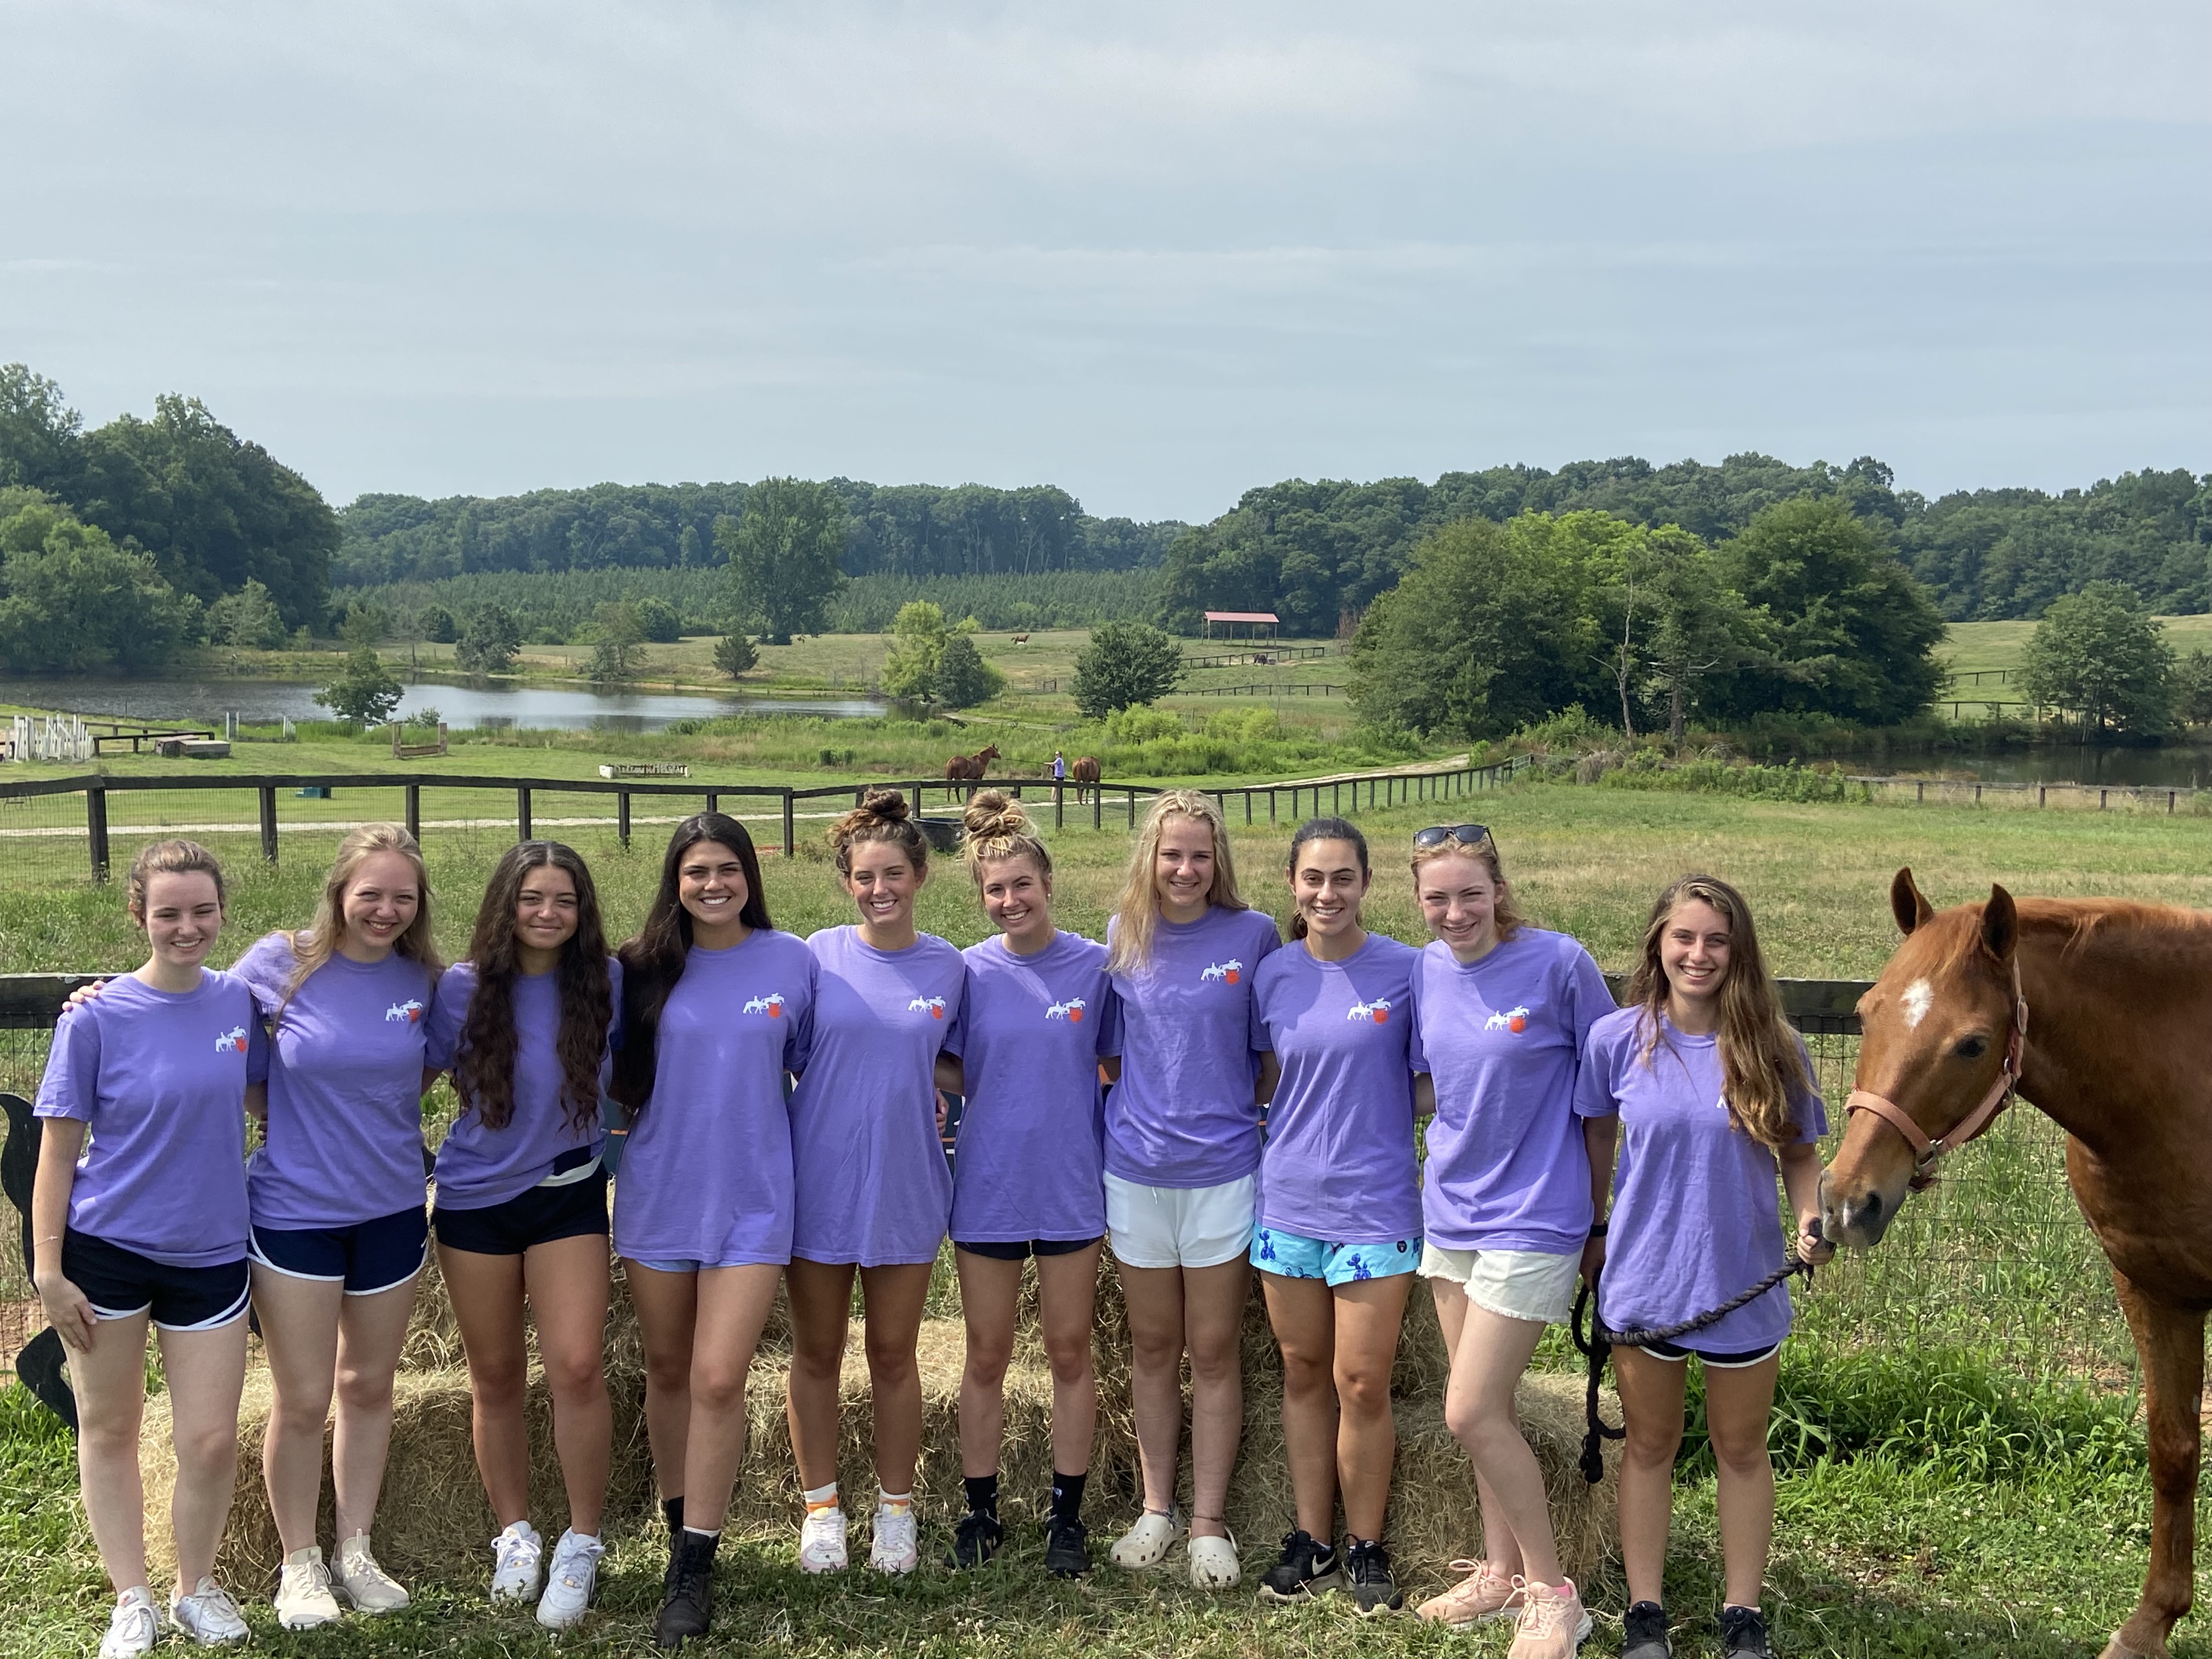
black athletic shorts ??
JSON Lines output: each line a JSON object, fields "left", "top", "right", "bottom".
{"left": 251, "top": 1204, "right": 430, "bottom": 1296}
{"left": 64, "top": 1229, "right": 251, "bottom": 1331}
{"left": 435, "top": 1166, "right": 610, "bottom": 1256}
{"left": 955, "top": 1234, "right": 1103, "bottom": 1262}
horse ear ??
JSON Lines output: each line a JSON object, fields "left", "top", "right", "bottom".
{"left": 1891, "top": 867, "right": 1934, "bottom": 935}
{"left": 1980, "top": 884, "right": 2018, "bottom": 963}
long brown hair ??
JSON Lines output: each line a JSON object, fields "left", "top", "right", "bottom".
{"left": 1624, "top": 873, "right": 1808, "bottom": 1149}
{"left": 1107, "top": 789, "right": 1246, "bottom": 975}
{"left": 454, "top": 841, "right": 613, "bottom": 1134}
{"left": 1409, "top": 831, "right": 1526, "bottom": 944}
{"left": 612, "top": 814, "right": 776, "bottom": 1114}
{"left": 284, "top": 823, "right": 440, "bottom": 1000}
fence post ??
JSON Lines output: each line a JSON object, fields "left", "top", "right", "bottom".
{"left": 2100, "top": 788, "right": 2108, "bottom": 811}
{"left": 1054, "top": 783, "right": 1065, "bottom": 830}
{"left": 1125, "top": 787, "right": 1135, "bottom": 828}
{"left": 2170, "top": 791, "right": 2177, "bottom": 815}
{"left": 1334, "top": 782, "right": 1341, "bottom": 814}
{"left": 1094, "top": 785, "right": 1103, "bottom": 831}
{"left": 259, "top": 786, "right": 279, "bottom": 864}
{"left": 1268, "top": 789, "right": 1277, "bottom": 824}
{"left": 2039, "top": 785, "right": 2046, "bottom": 808}
{"left": 618, "top": 791, "right": 631, "bottom": 849}
{"left": 1244, "top": 791, "right": 1252, "bottom": 825}
{"left": 86, "top": 786, "right": 110, "bottom": 882}
{"left": 1916, "top": 781, "right": 1925, "bottom": 804}
{"left": 405, "top": 784, "right": 421, "bottom": 843}
{"left": 706, "top": 792, "right": 720, "bottom": 816}
{"left": 783, "top": 791, "right": 796, "bottom": 859}
{"left": 517, "top": 787, "right": 532, "bottom": 841}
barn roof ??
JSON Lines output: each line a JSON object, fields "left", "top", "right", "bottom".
{"left": 1203, "top": 611, "right": 1279, "bottom": 623}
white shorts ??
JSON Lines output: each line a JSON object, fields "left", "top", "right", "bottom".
{"left": 1419, "top": 1242, "right": 1581, "bottom": 1325}
{"left": 1105, "top": 1172, "right": 1255, "bottom": 1270}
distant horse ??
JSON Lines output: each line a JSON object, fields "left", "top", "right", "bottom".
{"left": 945, "top": 743, "right": 1001, "bottom": 783}
{"left": 1821, "top": 868, "right": 2212, "bottom": 1659}
{"left": 1070, "top": 755, "right": 1101, "bottom": 804}
{"left": 1011, "top": 633, "right": 1030, "bottom": 645}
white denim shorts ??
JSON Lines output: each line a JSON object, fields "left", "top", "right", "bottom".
{"left": 1418, "top": 1241, "right": 1582, "bottom": 1325}
{"left": 1105, "top": 1172, "right": 1256, "bottom": 1271}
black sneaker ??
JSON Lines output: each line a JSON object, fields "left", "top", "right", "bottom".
{"left": 1622, "top": 1600, "right": 1672, "bottom": 1659}
{"left": 652, "top": 1531, "right": 716, "bottom": 1649}
{"left": 946, "top": 1508, "right": 1005, "bottom": 1569}
{"left": 1719, "top": 1604, "right": 1773, "bottom": 1657}
{"left": 1256, "top": 1530, "right": 1342, "bottom": 1602}
{"left": 1342, "top": 1539, "right": 1401, "bottom": 1613}
{"left": 1044, "top": 1514, "right": 1091, "bottom": 1578}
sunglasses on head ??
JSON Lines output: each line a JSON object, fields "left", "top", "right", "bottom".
{"left": 1413, "top": 823, "right": 1492, "bottom": 850}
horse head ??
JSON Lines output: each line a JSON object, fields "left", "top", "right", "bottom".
{"left": 1819, "top": 866, "right": 2025, "bottom": 1248}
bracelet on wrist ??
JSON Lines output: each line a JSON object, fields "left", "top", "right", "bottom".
{"left": 1588, "top": 1221, "right": 1609, "bottom": 1238}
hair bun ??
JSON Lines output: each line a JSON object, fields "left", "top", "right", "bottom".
{"left": 962, "top": 788, "right": 1029, "bottom": 840}
{"left": 858, "top": 787, "right": 911, "bottom": 823}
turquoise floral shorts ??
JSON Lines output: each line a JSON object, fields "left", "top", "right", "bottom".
{"left": 1249, "top": 1224, "right": 1420, "bottom": 1286}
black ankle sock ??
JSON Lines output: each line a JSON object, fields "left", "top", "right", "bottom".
{"left": 963, "top": 1474, "right": 1000, "bottom": 1518}
{"left": 663, "top": 1495, "right": 685, "bottom": 1539}
{"left": 1049, "top": 1471, "right": 1086, "bottom": 1521}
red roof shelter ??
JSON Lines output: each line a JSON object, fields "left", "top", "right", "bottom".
{"left": 1203, "top": 610, "right": 1279, "bottom": 640}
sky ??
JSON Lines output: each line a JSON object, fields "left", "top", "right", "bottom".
{"left": 3, "top": 1, "right": 2207, "bottom": 523}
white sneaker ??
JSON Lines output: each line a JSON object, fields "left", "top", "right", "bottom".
{"left": 275, "top": 1547, "right": 342, "bottom": 1629}
{"left": 798, "top": 1505, "right": 848, "bottom": 1573}
{"left": 1109, "top": 1508, "right": 1184, "bottom": 1570}
{"left": 99, "top": 1588, "right": 161, "bottom": 1659}
{"left": 336, "top": 1534, "right": 410, "bottom": 1615}
{"left": 170, "top": 1576, "right": 250, "bottom": 1645}
{"left": 535, "top": 1530, "right": 604, "bottom": 1630}
{"left": 1187, "top": 1528, "right": 1242, "bottom": 1590}
{"left": 870, "top": 1502, "right": 919, "bottom": 1574}
{"left": 489, "top": 1520, "right": 544, "bottom": 1602}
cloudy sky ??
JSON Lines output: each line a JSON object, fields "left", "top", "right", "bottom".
{"left": 4, "top": 1, "right": 2206, "bottom": 521}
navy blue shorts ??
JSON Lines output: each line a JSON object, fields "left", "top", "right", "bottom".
{"left": 1638, "top": 1337, "right": 1782, "bottom": 1369}
{"left": 250, "top": 1205, "right": 428, "bottom": 1296}
{"left": 435, "top": 1168, "right": 609, "bottom": 1257}
{"left": 955, "top": 1235, "right": 1103, "bottom": 1262}
{"left": 64, "top": 1230, "right": 251, "bottom": 1331}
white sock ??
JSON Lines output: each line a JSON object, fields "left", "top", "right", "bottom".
{"left": 803, "top": 1482, "right": 839, "bottom": 1509}
{"left": 877, "top": 1489, "right": 913, "bottom": 1512}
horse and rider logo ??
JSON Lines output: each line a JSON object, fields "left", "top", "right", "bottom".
{"left": 1200, "top": 960, "right": 1243, "bottom": 985}
{"left": 907, "top": 995, "right": 948, "bottom": 1020}
{"left": 214, "top": 1025, "right": 249, "bottom": 1054}
{"left": 1346, "top": 998, "right": 1392, "bottom": 1024}
{"left": 1483, "top": 1005, "right": 1531, "bottom": 1034}
{"left": 743, "top": 994, "right": 786, "bottom": 1018}
{"left": 1046, "top": 997, "right": 1087, "bottom": 1022}
{"left": 384, "top": 999, "right": 425, "bottom": 1025}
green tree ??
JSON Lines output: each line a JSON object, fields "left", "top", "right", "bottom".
{"left": 635, "top": 595, "right": 682, "bottom": 642}
{"left": 933, "top": 632, "right": 1006, "bottom": 709}
{"left": 587, "top": 601, "right": 647, "bottom": 682}
{"left": 314, "top": 644, "right": 404, "bottom": 725}
{"left": 1071, "top": 622, "right": 1184, "bottom": 718}
{"left": 1638, "top": 527, "right": 1766, "bottom": 743}
{"left": 338, "top": 599, "right": 388, "bottom": 646}
{"left": 207, "top": 577, "right": 287, "bottom": 648}
{"left": 713, "top": 631, "right": 758, "bottom": 678}
{"left": 420, "top": 603, "right": 457, "bottom": 644}
{"left": 0, "top": 490, "right": 203, "bottom": 673}
{"left": 2019, "top": 582, "right": 2174, "bottom": 736}
{"left": 454, "top": 603, "right": 521, "bottom": 674}
{"left": 0, "top": 365, "right": 84, "bottom": 495}
{"left": 2174, "top": 648, "right": 2212, "bottom": 727}
{"left": 717, "top": 478, "right": 847, "bottom": 645}
{"left": 881, "top": 601, "right": 952, "bottom": 701}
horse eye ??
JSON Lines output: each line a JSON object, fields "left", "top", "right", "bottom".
{"left": 1954, "top": 1035, "right": 1989, "bottom": 1060}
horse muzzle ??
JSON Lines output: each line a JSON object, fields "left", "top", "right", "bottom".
{"left": 1818, "top": 1165, "right": 1902, "bottom": 1249}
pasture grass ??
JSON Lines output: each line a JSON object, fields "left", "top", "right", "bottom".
{"left": 1940, "top": 614, "right": 2212, "bottom": 679}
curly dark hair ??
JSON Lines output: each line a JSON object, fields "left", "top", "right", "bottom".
{"left": 454, "top": 840, "right": 613, "bottom": 1135}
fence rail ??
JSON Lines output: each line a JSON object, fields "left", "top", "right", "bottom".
{"left": 0, "top": 754, "right": 1538, "bottom": 884}
{"left": 1178, "top": 682, "right": 1347, "bottom": 698}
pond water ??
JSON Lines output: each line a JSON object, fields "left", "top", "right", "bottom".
{"left": 2, "top": 674, "right": 889, "bottom": 733}
{"left": 1868, "top": 746, "right": 2212, "bottom": 791}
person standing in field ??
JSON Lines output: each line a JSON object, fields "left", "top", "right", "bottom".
{"left": 1099, "top": 789, "right": 1280, "bottom": 1590}
{"left": 1052, "top": 751, "right": 1068, "bottom": 783}
{"left": 936, "top": 791, "right": 1117, "bottom": 1577}
{"left": 785, "top": 791, "right": 966, "bottom": 1578}
{"left": 611, "top": 814, "right": 815, "bottom": 1648}
{"left": 1404, "top": 825, "right": 1616, "bottom": 1657}
{"left": 1574, "top": 874, "right": 1833, "bottom": 1659}
{"left": 1247, "top": 818, "right": 1421, "bottom": 1613}
{"left": 425, "top": 841, "right": 621, "bottom": 1630}
{"left": 32, "top": 841, "right": 265, "bottom": 1658}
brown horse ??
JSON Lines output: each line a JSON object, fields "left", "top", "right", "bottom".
{"left": 944, "top": 743, "right": 1000, "bottom": 783}
{"left": 1070, "top": 755, "right": 1101, "bottom": 803}
{"left": 1821, "top": 868, "right": 2212, "bottom": 1659}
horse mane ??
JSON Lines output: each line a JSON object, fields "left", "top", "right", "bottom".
{"left": 1921, "top": 894, "right": 2212, "bottom": 973}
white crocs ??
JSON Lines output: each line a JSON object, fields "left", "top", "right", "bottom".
{"left": 1187, "top": 1528, "right": 1242, "bottom": 1590}
{"left": 1108, "top": 1508, "right": 1184, "bottom": 1570}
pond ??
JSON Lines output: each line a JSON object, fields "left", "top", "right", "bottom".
{"left": 1876, "top": 745, "right": 2212, "bottom": 791}
{"left": 1, "top": 674, "right": 891, "bottom": 733}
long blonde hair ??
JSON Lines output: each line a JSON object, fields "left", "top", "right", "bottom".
{"left": 285, "top": 823, "right": 441, "bottom": 998}
{"left": 962, "top": 789, "right": 1052, "bottom": 883}
{"left": 1409, "top": 831, "right": 1526, "bottom": 945}
{"left": 1624, "top": 873, "right": 1807, "bottom": 1149}
{"left": 1107, "top": 790, "right": 1246, "bottom": 976}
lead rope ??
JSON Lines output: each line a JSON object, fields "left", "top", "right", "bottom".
{"left": 1570, "top": 1251, "right": 1817, "bottom": 1485}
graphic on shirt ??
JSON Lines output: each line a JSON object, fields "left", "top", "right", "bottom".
{"left": 215, "top": 1024, "right": 249, "bottom": 1054}
{"left": 1046, "top": 997, "right": 1087, "bottom": 1022}
{"left": 743, "top": 993, "right": 787, "bottom": 1017}
{"left": 907, "top": 994, "right": 948, "bottom": 1020}
{"left": 1346, "top": 997, "right": 1392, "bottom": 1024}
{"left": 1200, "top": 959, "right": 1244, "bottom": 985}
{"left": 384, "top": 999, "right": 426, "bottom": 1025}
{"left": 1483, "top": 1004, "right": 1531, "bottom": 1034}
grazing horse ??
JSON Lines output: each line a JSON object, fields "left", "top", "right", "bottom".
{"left": 944, "top": 743, "right": 1001, "bottom": 783}
{"left": 1070, "top": 755, "right": 1101, "bottom": 803}
{"left": 1011, "top": 633, "right": 1030, "bottom": 645}
{"left": 1820, "top": 868, "right": 2212, "bottom": 1659}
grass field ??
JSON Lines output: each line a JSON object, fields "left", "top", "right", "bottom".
{"left": 1939, "top": 614, "right": 2212, "bottom": 679}
{"left": 4, "top": 784, "right": 2208, "bottom": 1657}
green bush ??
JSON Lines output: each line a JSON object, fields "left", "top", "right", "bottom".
{"left": 1104, "top": 706, "right": 1186, "bottom": 744}
{"left": 1594, "top": 757, "right": 1865, "bottom": 803}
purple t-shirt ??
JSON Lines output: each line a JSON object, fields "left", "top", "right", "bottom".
{"left": 946, "top": 930, "right": 1119, "bottom": 1245}
{"left": 1409, "top": 929, "right": 1617, "bottom": 1254}
{"left": 789, "top": 927, "right": 966, "bottom": 1267}
{"left": 1103, "top": 906, "right": 1282, "bottom": 1189}
{"left": 427, "top": 957, "right": 624, "bottom": 1211}
{"left": 1250, "top": 934, "right": 1421, "bottom": 1245}
{"left": 36, "top": 970, "right": 268, "bottom": 1266}
{"left": 234, "top": 934, "right": 437, "bottom": 1229}
{"left": 612, "top": 931, "right": 816, "bottom": 1267}
{"left": 1574, "top": 1007, "right": 1826, "bottom": 1352}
